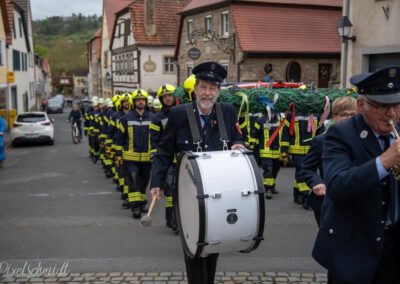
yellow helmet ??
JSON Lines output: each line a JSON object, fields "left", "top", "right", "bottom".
{"left": 130, "top": 89, "right": 149, "bottom": 105}
{"left": 111, "top": 94, "right": 120, "bottom": 105}
{"left": 115, "top": 93, "right": 131, "bottom": 110}
{"left": 157, "top": 84, "right": 176, "bottom": 99}
{"left": 183, "top": 75, "right": 196, "bottom": 101}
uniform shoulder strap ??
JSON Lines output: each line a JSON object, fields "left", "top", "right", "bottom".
{"left": 185, "top": 104, "right": 202, "bottom": 149}
{"left": 216, "top": 103, "right": 229, "bottom": 143}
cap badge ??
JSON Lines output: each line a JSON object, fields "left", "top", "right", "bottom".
{"left": 389, "top": 68, "right": 396, "bottom": 78}
{"left": 211, "top": 63, "right": 216, "bottom": 71}
{"left": 388, "top": 82, "right": 394, "bottom": 89}
{"left": 360, "top": 130, "right": 368, "bottom": 139}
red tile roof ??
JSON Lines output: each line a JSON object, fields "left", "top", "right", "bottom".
{"left": 237, "top": 0, "right": 341, "bottom": 7}
{"left": 42, "top": 58, "right": 50, "bottom": 74}
{"left": 128, "top": 0, "right": 190, "bottom": 46}
{"left": 181, "top": 0, "right": 341, "bottom": 14}
{"left": 181, "top": 0, "right": 226, "bottom": 14}
{"left": 231, "top": 4, "right": 341, "bottom": 54}
{"left": 103, "top": 0, "right": 131, "bottom": 40}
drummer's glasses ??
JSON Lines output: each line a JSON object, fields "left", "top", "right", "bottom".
{"left": 365, "top": 99, "right": 400, "bottom": 113}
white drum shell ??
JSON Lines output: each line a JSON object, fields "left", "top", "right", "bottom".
{"left": 177, "top": 150, "right": 264, "bottom": 257}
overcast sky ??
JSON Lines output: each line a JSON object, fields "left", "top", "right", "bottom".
{"left": 31, "top": 0, "right": 103, "bottom": 20}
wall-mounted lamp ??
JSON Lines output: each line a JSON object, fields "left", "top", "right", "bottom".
{"left": 337, "top": 16, "right": 356, "bottom": 43}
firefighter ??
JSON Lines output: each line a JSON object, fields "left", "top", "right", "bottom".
{"left": 116, "top": 89, "right": 154, "bottom": 219}
{"left": 150, "top": 84, "right": 178, "bottom": 232}
{"left": 281, "top": 111, "right": 320, "bottom": 208}
{"left": 91, "top": 98, "right": 104, "bottom": 164}
{"left": 251, "top": 110, "right": 282, "bottom": 199}
{"left": 110, "top": 94, "right": 131, "bottom": 201}
{"left": 101, "top": 98, "right": 117, "bottom": 178}
{"left": 106, "top": 95, "right": 121, "bottom": 181}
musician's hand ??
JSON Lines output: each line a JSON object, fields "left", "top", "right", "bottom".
{"left": 150, "top": 187, "right": 161, "bottom": 200}
{"left": 312, "top": 183, "right": 326, "bottom": 196}
{"left": 231, "top": 143, "right": 245, "bottom": 150}
{"left": 381, "top": 139, "right": 400, "bottom": 169}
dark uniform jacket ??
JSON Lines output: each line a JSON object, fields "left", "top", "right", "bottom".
{"left": 115, "top": 109, "right": 154, "bottom": 162}
{"left": 312, "top": 114, "right": 399, "bottom": 283}
{"left": 300, "top": 133, "right": 324, "bottom": 212}
{"left": 150, "top": 107, "right": 171, "bottom": 154}
{"left": 150, "top": 101, "right": 243, "bottom": 188}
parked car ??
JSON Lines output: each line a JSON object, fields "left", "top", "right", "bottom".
{"left": 11, "top": 112, "right": 55, "bottom": 146}
{"left": 54, "top": 94, "right": 65, "bottom": 106}
{"left": 47, "top": 99, "right": 63, "bottom": 113}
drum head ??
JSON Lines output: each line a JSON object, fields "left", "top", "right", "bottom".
{"left": 175, "top": 151, "right": 204, "bottom": 257}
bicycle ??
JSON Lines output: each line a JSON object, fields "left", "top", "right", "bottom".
{"left": 71, "top": 121, "right": 81, "bottom": 144}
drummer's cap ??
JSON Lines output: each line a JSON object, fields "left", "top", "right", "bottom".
{"left": 192, "top": 61, "right": 227, "bottom": 86}
{"left": 350, "top": 66, "right": 400, "bottom": 103}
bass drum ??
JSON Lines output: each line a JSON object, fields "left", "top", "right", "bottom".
{"left": 175, "top": 149, "right": 265, "bottom": 258}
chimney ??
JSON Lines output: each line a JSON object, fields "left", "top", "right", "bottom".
{"left": 145, "top": 0, "right": 156, "bottom": 36}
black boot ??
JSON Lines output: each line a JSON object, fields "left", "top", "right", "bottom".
{"left": 122, "top": 200, "right": 131, "bottom": 209}
{"left": 132, "top": 207, "right": 141, "bottom": 219}
{"left": 265, "top": 188, "right": 272, "bottom": 199}
{"left": 271, "top": 187, "right": 279, "bottom": 194}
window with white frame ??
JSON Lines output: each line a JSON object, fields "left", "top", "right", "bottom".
{"left": 19, "top": 18, "right": 23, "bottom": 37}
{"left": 205, "top": 15, "right": 212, "bottom": 38}
{"left": 187, "top": 19, "right": 193, "bottom": 43}
{"left": 164, "top": 56, "right": 175, "bottom": 73}
{"left": 221, "top": 11, "right": 229, "bottom": 37}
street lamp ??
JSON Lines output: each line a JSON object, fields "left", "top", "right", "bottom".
{"left": 337, "top": 16, "right": 356, "bottom": 43}
{"left": 337, "top": 15, "right": 356, "bottom": 89}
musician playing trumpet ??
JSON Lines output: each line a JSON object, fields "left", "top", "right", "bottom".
{"left": 312, "top": 66, "right": 400, "bottom": 284}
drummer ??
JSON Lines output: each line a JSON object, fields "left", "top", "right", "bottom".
{"left": 150, "top": 61, "right": 244, "bottom": 284}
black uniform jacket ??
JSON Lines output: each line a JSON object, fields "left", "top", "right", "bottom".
{"left": 312, "top": 114, "right": 399, "bottom": 283}
{"left": 150, "top": 101, "right": 243, "bottom": 188}
{"left": 300, "top": 133, "right": 324, "bottom": 211}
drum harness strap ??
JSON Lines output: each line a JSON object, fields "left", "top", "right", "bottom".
{"left": 185, "top": 103, "right": 229, "bottom": 152}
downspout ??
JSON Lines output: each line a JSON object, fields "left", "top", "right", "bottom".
{"left": 341, "top": 0, "right": 350, "bottom": 89}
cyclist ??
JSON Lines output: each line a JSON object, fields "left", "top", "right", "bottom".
{"left": 68, "top": 104, "right": 83, "bottom": 138}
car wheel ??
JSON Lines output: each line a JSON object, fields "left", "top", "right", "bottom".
{"left": 49, "top": 139, "right": 54, "bottom": 145}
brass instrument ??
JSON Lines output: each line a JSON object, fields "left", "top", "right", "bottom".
{"left": 388, "top": 120, "right": 400, "bottom": 180}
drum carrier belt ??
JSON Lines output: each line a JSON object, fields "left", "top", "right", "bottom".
{"left": 185, "top": 103, "right": 229, "bottom": 152}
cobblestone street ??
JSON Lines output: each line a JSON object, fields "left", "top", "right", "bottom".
{"left": 0, "top": 271, "right": 328, "bottom": 284}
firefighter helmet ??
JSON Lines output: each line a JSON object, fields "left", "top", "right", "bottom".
{"left": 130, "top": 89, "right": 149, "bottom": 105}
{"left": 183, "top": 75, "right": 196, "bottom": 102}
{"left": 157, "top": 84, "right": 176, "bottom": 99}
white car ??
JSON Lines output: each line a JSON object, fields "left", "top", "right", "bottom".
{"left": 11, "top": 112, "right": 55, "bottom": 146}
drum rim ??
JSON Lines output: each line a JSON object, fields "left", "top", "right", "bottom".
{"left": 239, "top": 150, "right": 266, "bottom": 253}
{"left": 175, "top": 151, "right": 206, "bottom": 258}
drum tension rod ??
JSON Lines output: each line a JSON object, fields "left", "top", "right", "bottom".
{"left": 196, "top": 194, "right": 209, "bottom": 199}
{"left": 210, "top": 193, "right": 221, "bottom": 198}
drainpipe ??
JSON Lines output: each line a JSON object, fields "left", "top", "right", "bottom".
{"left": 341, "top": 0, "right": 350, "bottom": 89}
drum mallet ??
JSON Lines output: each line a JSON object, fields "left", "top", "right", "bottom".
{"left": 141, "top": 195, "right": 158, "bottom": 227}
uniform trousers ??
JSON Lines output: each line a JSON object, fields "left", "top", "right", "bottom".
{"left": 124, "top": 161, "right": 151, "bottom": 208}
{"left": 184, "top": 251, "right": 219, "bottom": 284}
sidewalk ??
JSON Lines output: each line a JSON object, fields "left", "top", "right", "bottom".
{"left": 0, "top": 271, "right": 328, "bottom": 283}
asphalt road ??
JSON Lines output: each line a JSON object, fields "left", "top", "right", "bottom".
{"left": 0, "top": 108, "right": 326, "bottom": 274}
